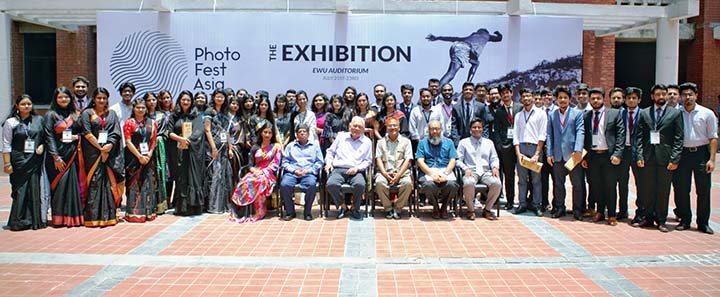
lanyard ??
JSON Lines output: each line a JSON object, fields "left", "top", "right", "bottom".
{"left": 98, "top": 111, "right": 107, "bottom": 129}
{"left": 593, "top": 109, "right": 605, "bottom": 132}
{"left": 422, "top": 109, "right": 432, "bottom": 125}
{"left": 442, "top": 103, "right": 452, "bottom": 119}
{"left": 136, "top": 118, "right": 147, "bottom": 142}
{"left": 523, "top": 109, "right": 534, "bottom": 124}
{"left": 559, "top": 111, "right": 567, "bottom": 129}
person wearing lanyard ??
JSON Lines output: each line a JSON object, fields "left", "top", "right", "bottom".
{"left": 580, "top": 88, "right": 625, "bottom": 225}
{"left": 511, "top": 88, "right": 547, "bottom": 216}
{"left": 620, "top": 87, "right": 644, "bottom": 224}
{"left": 494, "top": 83, "right": 522, "bottom": 210}
{"left": 431, "top": 83, "right": 455, "bottom": 139}
{"left": 545, "top": 86, "right": 585, "bottom": 220}
{"left": 673, "top": 82, "right": 717, "bottom": 234}
{"left": 79, "top": 87, "right": 124, "bottom": 227}
{"left": 456, "top": 119, "right": 501, "bottom": 220}
{"left": 123, "top": 98, "right": 158, "bottom": 223}
{"left": 416, "top": 119, "right": 458, "bottom": 219}
{"left": 538, "top": 87, "right": 557, "bottom": 212}
{"left": 635, "top": 84, "right": 684, "bottom": 232}
{"left": 409, "top": 88, "right": 440, "bottom": 153}
{"left": 203, "top": 88, "right": 235, "bottom": 214}
{"left": 451, "top": 81, "right": 488, "bottom": 147}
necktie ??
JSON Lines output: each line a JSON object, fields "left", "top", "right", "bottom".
{"left": 546, "top": 108, "right": 550, "bottom": 116}
{"left": 465, "top": 103, "right": 471, "bottom": 123}
{"left": 593, "top": 111, "right": 600, "bottom": 134}
{"left": 628, "top": 110, "right": 634, "bottom": 145}
{"left": 655, "top": 107, "right": 662, "bottom": 130}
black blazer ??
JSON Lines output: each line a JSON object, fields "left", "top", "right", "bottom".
{"left": 493, "top": 102, "right": 523, "bottom": 149}
{"left": 451, "top": 101, "right": 488, "bottom": 146}
{"left": 635, "top": 105, "right": 683, "bottom": 165}
{"left": 583, "top": 108, "right": 625, "bottom": 159}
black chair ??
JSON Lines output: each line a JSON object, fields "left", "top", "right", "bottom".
{"left": 275, "top": 167, "right": 325, "bottom": 217}
{"left": 323, "top": 166, "right": 372, "bottom": 218}
{"left": 413, "top": 165, "right": 461, "bottom": 218}
{"left": 369, "top": 160, "right": 416, "bottom": 217}
{"left": 455, "top": 168, "right": 500, "bottom": 218}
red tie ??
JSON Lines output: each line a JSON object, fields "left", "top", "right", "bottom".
{"left": 628, "top": 110, "right": 634, "bottom": 145}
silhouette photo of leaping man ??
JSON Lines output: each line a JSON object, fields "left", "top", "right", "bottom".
{"left": 426, "top": 29, "right": 502, "bottom": 86}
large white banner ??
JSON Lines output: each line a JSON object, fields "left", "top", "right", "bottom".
{"left": 97, "top": 12, "right": 582, "bottom": 105}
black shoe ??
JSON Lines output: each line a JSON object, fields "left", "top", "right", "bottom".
{"left": 392, "top": 211, "right": 401, "bottom": 220}
{"left": 630, "top": 217, "right": 642, "bottom": 227}
{"left": 351, "top": 210, "right": 363, "bottom": 221}
{"left": 574, "top": 213, "right": 583, "bottom": 221}
{"left": 658, "top": 224, "right": 671, "bottom": 233}
{"left": 504, "top": 204, "right": 514, "bottom": 211}
{"left": 337, "top": 208, "right": 347, "bottom": 219}
{"left": 419, "top": 200, "right": 426, "bottom": 207}
{"left": 698, "top": 225, "right": 715, "bottom": 235}
{"left": 304, "top": 214, "right": 313, "bottom": 221}
{"left": 675, "top": 224, "right": 691, "bottom": 231}
{"left": 534, "top": 209, "right": 544, "bottom": 217}
{"left": 638, "top": 219, "right": 655, "bottom": 228}
{"left": 283, "top": 213, "right": 296, "bottom": 221}
{"left": 385, "top": 210, "right": 394, "bottom": 219}
{"left": 551, "top": 208, "right": 565, "bottom": 218}
{"left": 511, "top": 207, "right": 527, "bottom": 214}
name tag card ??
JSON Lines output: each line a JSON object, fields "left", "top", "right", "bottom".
{"left": 62, "top": 130, "right": 72, "bottom": 143}
{"left": 219, "top": 132, "right": 228, "bottom": 144}
{"left": 650, "top": 131, "right": 660, "bottom": 145}
{"left": 182, "top": 122, "right": 193, "bottom": 138}
{"left": 24, "top": 140, "right": 35, "bottom": 153}
{"left": 97, "top": 130, "right": 108, "bottom": 144}
{"left": 506, "top": 129, "right": 514, "bottom": 139}
{"left": 139, "top": 142, "right": 149, "bottom": 155}
{"left": 592, "top": 135, "right": 601, "bottom": 147}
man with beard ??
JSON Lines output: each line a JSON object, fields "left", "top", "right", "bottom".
{"left": 546, "top": 86, "right": 585, "bottom": 220}
{"left": 71, "top": 76, "right": 90, "bottom": 110}
{"left": 416, "top": 120, "right": 458, "bottom": 219}
{"left": 431, "top": 83, "right": 455, "bottom": 139}
{"left": 110, "top": 81, "right": 136, "bottom": 147}
{"left": 666, "top": 84, "right": 681, "bottom": 109}
{"left": 512, "top": 88, "right": 547, "bottom": 216}
{"left": 409, "top": 88, "right": 442, "bottom": 152}
{"left": 399, "top": 84, "right": 415, "bottom": 119}
{"left": 494, "top": 83, "right": 522, "bottom": 210}
{"left": 372, "top": 84, "right": 387, "bottom": 112}
{"left": 673, "top": 82, "right": 716, "bottom": 234}
{"left": 635, "top": 84, "right": 683, "bottom": 232}
{"left": 581, "top": 88, "right": 625, "bottom": 225}
{"left": 610, "top": 87, "right": 626, "bottom": 110}
{"left": 286, "top": 89, "right": 298, "bottom": 112}
{"left": 428, "top": 78, "right": 442, "bottom": 106}
{"left": 451, "top": 82, "right": 488, "bottom": 147}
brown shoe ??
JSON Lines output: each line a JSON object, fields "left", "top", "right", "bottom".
{"left": 483, "top": 210, "right": 497, "bottom": 221}
{"left": 432, "top": 210, "right": 441, "bottom": 219}
{"left": 467, "top": 213, "right": 476, "bottom": 220}
{"left": 608, "top": 217, "right": 618, "bottom": 226}
{"left": 583, "top": 209, "right": 596, "bottom": 218}
{"left": 440, "top": 209, "right": 449, "bottom": 219}
{"left": 592, "top": 212, "right": 605, "bottom": 222}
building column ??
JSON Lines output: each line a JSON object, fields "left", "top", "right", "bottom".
{"left": 0, "top": 13, "right": 12, "bottom": 121}
{"left": 655, "top": 17, "right": 679, "bottom": 85}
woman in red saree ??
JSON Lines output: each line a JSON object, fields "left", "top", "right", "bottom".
{"left": 123, "top": 98, "right": 158, "bottom": 222}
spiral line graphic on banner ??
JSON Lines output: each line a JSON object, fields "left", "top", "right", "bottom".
{"left": 110, "top": 30, "right": 188, "bottom": 98}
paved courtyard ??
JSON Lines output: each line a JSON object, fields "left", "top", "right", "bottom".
{"left": 1, "top": 161, "right": 719, "bottom": 297}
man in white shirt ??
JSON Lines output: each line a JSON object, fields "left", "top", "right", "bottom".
{"left": 409, "top": 88, "right": 441, "bottom": 151}
{"left": 456, "top": 119, "right": 501, "bottom": 220}
{"left": 431, "top": 83, "right": 455, "bottom": 139}
{"left": 511, "top": 88, "right": 547, "bottom": 216}
{"left": 109, "top": 81, "right": 135, "bottom": 147}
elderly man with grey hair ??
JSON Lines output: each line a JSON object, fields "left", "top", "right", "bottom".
{"left": 325, "top": 116, "right": 373, "bottom": 220}
{"left": 416, "top": 119, "right": 458, "bottom": 219}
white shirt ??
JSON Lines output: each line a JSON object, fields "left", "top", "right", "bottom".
{"left": 110, "top": 101, "right": 133, "bottom": 147}
{"left": 590, "top": 107, "right": 608, "bottom": 150}
{"left": 513, "top": 106, "right": 547, "bottom": 146}
{"left": 431, "top": 101, "right": 454, "bottom": 138}
{"left": 409, "top": 106, "right": 441, "bottom": 141}
{"left": 681, "top": 104, "right": 718, "bottom": 148}
{"left": 456, "top": 136, "right": 499, "bottom": 174}
{"left": 1, "top": 118, "right": 20, "bottom": 153}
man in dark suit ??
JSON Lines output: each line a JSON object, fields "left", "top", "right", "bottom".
{"left": 635, "top": 84, "right": 684, "bottom": 232}
{"left": 581, "top": 88, "right": 625, "bottom": 225}
{"left": 398, "top": 84, "right": 415, "bottom": 119}
{"left": 451, "top": 81, "right": 488, "bottom": 146}
{"left": 619, "top": 87, "right": 643, "bottom": 222}
{"left": 493, "top": 83, "right": 523, "bottom": 210}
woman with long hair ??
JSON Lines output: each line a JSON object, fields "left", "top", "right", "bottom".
{"left": 43, "top": 87, "right": 84, "bottom": 227}
{"left": 249, "top": 95, "right": 278, "bottom": 144}
{"left": 321, "top": 94, "right": 351, "bottom": 153}
{"left": 375, "top": 92, "right": 410, "bottom": 138}
{"left": 312, "top": 93, "right": 329, "bottom": 148}
{"left": 167, "top": 90, "right": 206, "bottom": 216}
{"left": 123, "top": 98, "right": 158, "bottom": 222}
{"left": 236, "top": 96, "right": 256, "bottom": 164}
{"left": 158, "top": 90, "right": 174, "bottom": 112}
{"left": 203, "top": 88, "right": 234, "bottom": 214}
{"left": 145, "top": 92, "right": 170, "bottom": 214}
{"left": 273, "top": 94, "right": 291, "bottom": 146}
{"left": 343, "top": 86, "right": 357, "bottom": 109}
{"left": 230, "top": 122, "right": 282, "bottom": 223}
{"left": 79, "top": 87, "right": 124, "bottom": 227}
{"left": 3, "top": 94, "right": 46, "bottom": 230}
{"left": 286, "top": 90, "right": 317, "bottom": 146}
{"left": 194, "top": 91, "right": 208, "bottom": 116}
{"left": 353, "top": 92, "right": 379, "bottom": 134}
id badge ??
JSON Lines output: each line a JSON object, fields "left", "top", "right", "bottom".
{"left": 139, "top": 142, "right": 149, "bottom": 155}
{"left": 97, "top": 130, "right": 108, "bottom": 144}
{"left": 650, "top": 131, "right": 660, "bottom": 144}
{"left": 219, "top": 132, "right": 228, "bottom": 144}
{"left": 229, "top": 136, "right": 236, "bottom": 144}
{"left": 507, "top": 129, "right": 514, "bottom": 139}
{"left": 62, "top": 129, "right": 73, "bottom": 143}
{"left": 592, "top": 135, "right": 601, "bottom": 147}
{"left": 182, "top": 122, "right": 193, "bottom": 138}
{"left": 24, "top": 140, "right": 35, "bottom": 153}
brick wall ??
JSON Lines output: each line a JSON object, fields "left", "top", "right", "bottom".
{"left": 582, "top": 31, "right": 616, "bottom": 102}
{"left": 10, "top": 22, "right": 23, "bottom": 100}
{"left": 685, "top": 0, "right": 720, "bottom": 111}
{"left": 56, "top": 26, "right": 97, "bottom": 91}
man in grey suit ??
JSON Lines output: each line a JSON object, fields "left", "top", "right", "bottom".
{"left": 635, "top": 84, "right": 684, "bottom": 232}
{"left": 451, "top": 81, "right": 489, "bottom": 146}
{"left": 581, "top": 88, "right": 625, "bottom": 226}
{"left": 546, "top": 86, "right": 585, "bottom": 220}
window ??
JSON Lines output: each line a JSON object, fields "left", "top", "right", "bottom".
{"left": 23, "top": 33, "right": 56, "bottom": 105}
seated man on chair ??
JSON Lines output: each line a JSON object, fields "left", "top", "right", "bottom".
{"left": 456, "top": 118, "right": 501, "bottom": 220}
{"left": 280, "top": 124, "right": 324, "bottom": 221}
{"left": 375, "top": 116, "right": 413, "bottom": 219}
{"left": 416, "top": 119, "right": 459, "bottom": 219}
{"left": 325, "top": 116, "right": 373, "bottom": 220}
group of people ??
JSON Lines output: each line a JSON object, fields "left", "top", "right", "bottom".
{"left": 3, "top": 76, "right": 715, "bottom": 235}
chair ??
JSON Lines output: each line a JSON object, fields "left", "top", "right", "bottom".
{"left": 323, "top": 166, "right": 372, "bottom": 217}
{"left": 275, "top": 167, "right": 325, "bottom": 217}
{"left": 413, "top": 164, "right": 461, "bottom": 217}
{"left": 369, "top": 160, "right": 416, "bottom": 217}
{"left": 455, "top": 168, "right": 500, "bottom": 218}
